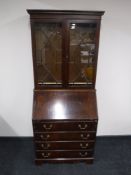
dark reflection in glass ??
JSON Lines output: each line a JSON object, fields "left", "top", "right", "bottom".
{"left": 69, "top": 23, "right": 97, "bottom": 86}
{"left": 35, "top": 23, "right": 62, "bottom": 85}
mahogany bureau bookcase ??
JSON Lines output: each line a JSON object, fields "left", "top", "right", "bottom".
{"left": 27, "top": 10, "right": 104, "bottom": 165}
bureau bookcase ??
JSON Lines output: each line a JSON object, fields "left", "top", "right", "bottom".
{"left": 27, "top": 10, "right": 104, "bottom": 165}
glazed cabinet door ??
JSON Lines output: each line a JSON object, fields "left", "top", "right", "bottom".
{"left": 68, "top": 20, "right": 100, "bottom": 88}
{"left": 31, "top": 19, "right": 100, "bottom": 89}
{"left": 32, "top": 21, "right": 63, "bottom": 88}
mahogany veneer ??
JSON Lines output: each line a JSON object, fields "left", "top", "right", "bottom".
{"left": 27, "top": 10, "right": 104, "bottom": 165}
{"left": 32, "top": 89, "right": 98, "bottom": 164}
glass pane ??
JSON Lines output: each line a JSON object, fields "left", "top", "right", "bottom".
{"left": 35, "top": 23, "right": 62, "bottom": 85}
{"left": 69, "top": 23, "right": 97, "bottom": 86}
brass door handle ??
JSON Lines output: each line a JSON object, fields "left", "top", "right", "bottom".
{"left": 42, "top": 152, "right": 50, "bottom": 158}
{"left": 80, "top": 134, "right": 90, "bottom": 140}
{"left": 43, "top": 124, "right": 53, "bottom": 130}
{"left": 41, "top": 143, "right": 50, "bottom": 149}
{"left": 80, "top": 143, "right": 89, "bottom": 149}
{"left": 78, "top": 124, "right": 88, "bottom": 130}
{"left": 40, "top": 134, "right": 50, "bottom": 140}
{"left": 79, "top": 152, "right": 88, "bottom": 157}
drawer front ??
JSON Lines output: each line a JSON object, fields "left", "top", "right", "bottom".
{"left": 33, "top": 121, "right": 97, "bottom": 132}
{"left": 35, "top": 141, "right": 95, "bottom": 150}
{"left": 36, "top": 150, "right": 93, "bottom": 159}
{"left": 34, "top": 132, "right": 96, "bottom": 141}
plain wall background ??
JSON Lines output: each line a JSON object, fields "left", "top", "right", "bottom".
{"left": 0, "top": 0, "right": 131, "bottom": 136}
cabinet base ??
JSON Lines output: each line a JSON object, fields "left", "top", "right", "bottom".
{"left": 35, "top": 158, "right": 94, "bottom": 165}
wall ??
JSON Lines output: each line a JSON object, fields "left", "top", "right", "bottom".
{"left": 0, "top": 0, "right": 131, "bottom": 136}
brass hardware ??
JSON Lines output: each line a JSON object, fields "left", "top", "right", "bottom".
{"left": 78, "top": 124, "right": 88, "bottom": 130}
{"left": 40, "top": 134, "right": 50, "bottom": 139}
{"left": 43, "top": 124, "right": 53, "bottom": 130}
{"left": 79, "top": 152, "right": 88, "bottom": 157}
{"left": 80, "top": 143, "right": 89, "bottom": 149}
{"left": 41, "top": 143, "right": 50, "bottom": 149}
{"left": 80, "top": 134, "right": 90, "bottom": 139}
{"left": 42, "top": 152, "right": 50, "bottom": 158}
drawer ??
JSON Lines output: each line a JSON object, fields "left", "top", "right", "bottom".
{"left": 34, "top": 132, "right": 96, "bottom": 141}
{"left": 36, "top": 150, "right": 93, "bottom": 159}
{"left": 33, "top": 121, "right": 97, "bottom": 132}
{"left": 35, "top": 141, "right": 95, "bottom": 150}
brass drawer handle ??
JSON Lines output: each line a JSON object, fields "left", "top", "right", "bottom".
{"left": 79, "top": 152, "right": 88, "bottom": 157}
{"left": 80, "top": 143, "right": 89, "bottom": 149}
{"left": 78, "top": 124, "right": 88, "bottom": 130}
{"left": 42, "top": 152, "right": 50, "bottom": 158}
{"left": 80, "top": 134, "right": 90, "bottom": 140}
{"left": 41, "top": 143, "right": 50, "bottom": 149}
{"left": 40, "top": 134, "right": 50, "bottom": 140}
{"left": 43, "top": 124, "right": 53, "bottom": 130}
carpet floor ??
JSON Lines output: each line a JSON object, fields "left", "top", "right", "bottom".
{"left": 0, "top": 136, "right": 131, "bottom": 175}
